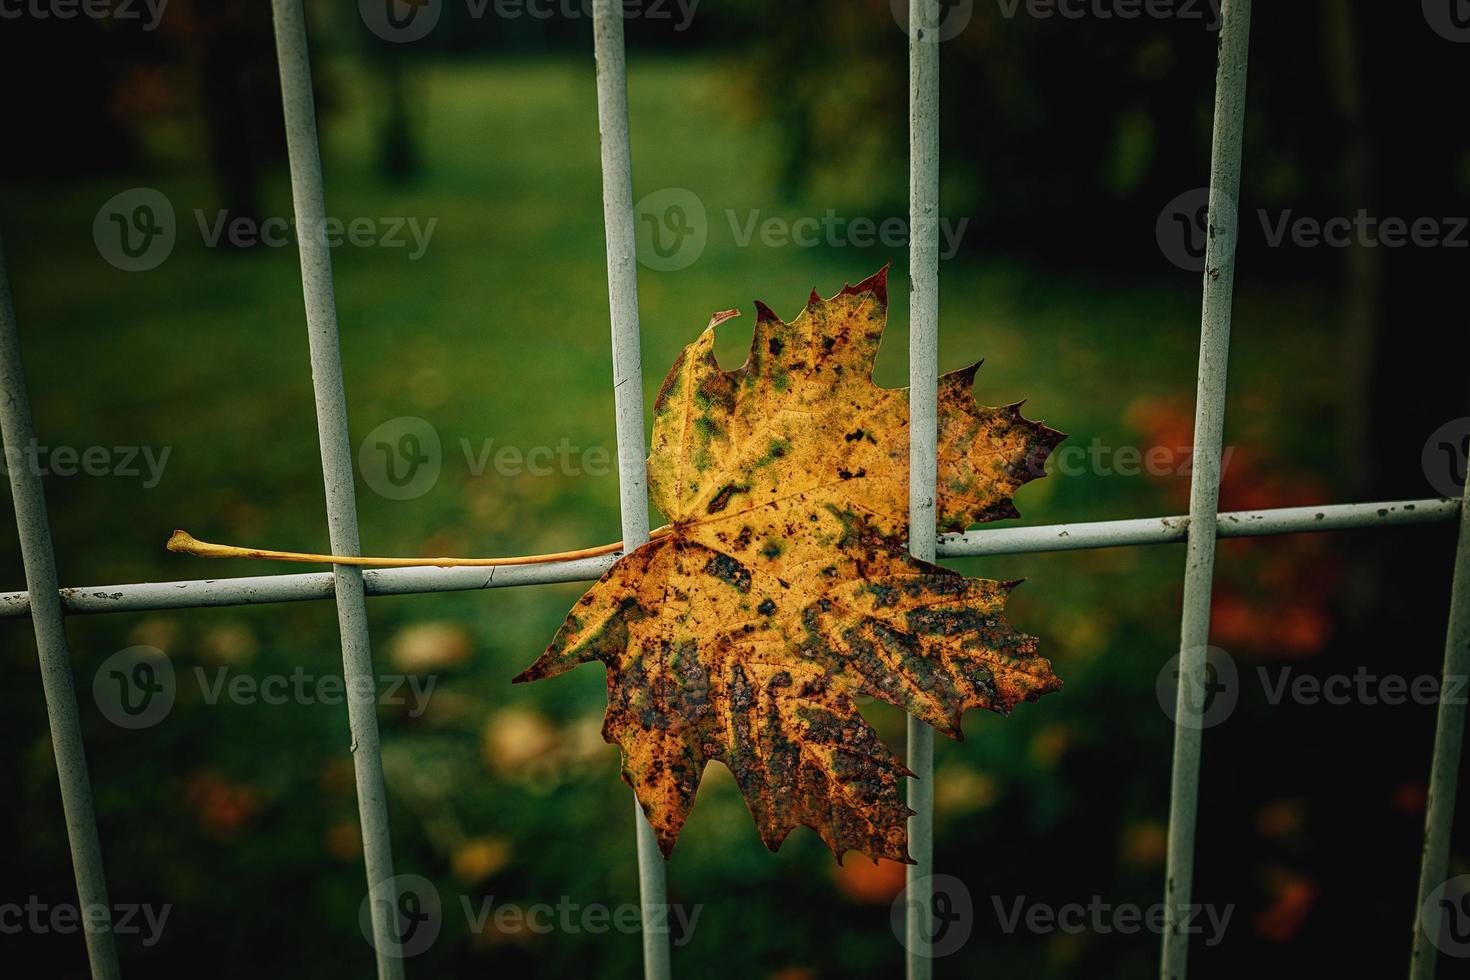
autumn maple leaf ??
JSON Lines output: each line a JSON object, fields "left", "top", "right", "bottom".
{"left": 514, "top": 268, "right": 1064, "bottom": 864}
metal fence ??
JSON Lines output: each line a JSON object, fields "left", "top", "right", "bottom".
{"left": 0, "top": 0, "right": 1465, "bottom": 978}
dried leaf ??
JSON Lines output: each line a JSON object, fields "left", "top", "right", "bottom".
{"left": 515, "top": 268, "right": 1064, "bottom": 863}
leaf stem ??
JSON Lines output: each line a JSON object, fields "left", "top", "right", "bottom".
{"left": 165, "top": 526, "right": 671, "bottom": 569}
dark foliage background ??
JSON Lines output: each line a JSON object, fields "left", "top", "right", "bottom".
{"left": 1, "top": 1, "right": 1468, "bottom": 977}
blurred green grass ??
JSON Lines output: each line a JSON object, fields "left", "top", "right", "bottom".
{"left": 0, "top": 55, "right": 1351, "bottom": 978}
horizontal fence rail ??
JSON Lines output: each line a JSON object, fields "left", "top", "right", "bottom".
{"left": 0, "top": 499, "right": 1457, "bottom": 620}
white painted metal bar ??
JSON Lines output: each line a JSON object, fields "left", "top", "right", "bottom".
{"left": 0, "top": 554, "right": 620, "bottom": 618}
{"left": 1161, "top": 2, "right": 1252, "bottom": 977}
{"left": 906, "top": 1, "right": 941, "bottom": 976}
{"left": 268, "top": 2, "right": 403, "bottom": 976}
{"left": 588, "top": 1, "right": 671, "bottom": 976}
{"left": 1, "top": 499, "right": 1455, "bottom": 620}
{"left": 1410, "top": 492, "right": 1470, "bottom": 974}
{"left": 0, "top": 239, "right": 121, "bottom": 978}
{"left": 941, "top": 498, "right": 1454, "bottom": 557}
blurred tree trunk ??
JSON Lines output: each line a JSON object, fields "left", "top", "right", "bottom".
{"left": 1323, "top": 0, "right": 1378, "bottom": 502}
{"left": 379, "top": 56, "right": 422, "bottom": 185}
{"left": 1322, "top": 4, "right": 1470, "bottom": 959}
{"left": 1332, "top": 1, "right": 1469, "bottom": 632}
{"left": 194, "top": 4, "right": 278, "bottom": 239}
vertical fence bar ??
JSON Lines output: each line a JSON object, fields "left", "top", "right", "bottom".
{"left": 1410, "top": 487, "right": 1470, "bottom": 977}
{"left": 588, "top": 3, "right": 672, "bottom": 978}
{"left": 1160, "top": 2, "right": 1252, "bottom": 978}
{"left": 906, "top": 1, "right": 940, "bottom": 977}
{"left": 0, "top": 238, "right": 121, "bottom": 979}
{"left": 269, "top": 3, "right": 404, "bottom": 977}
